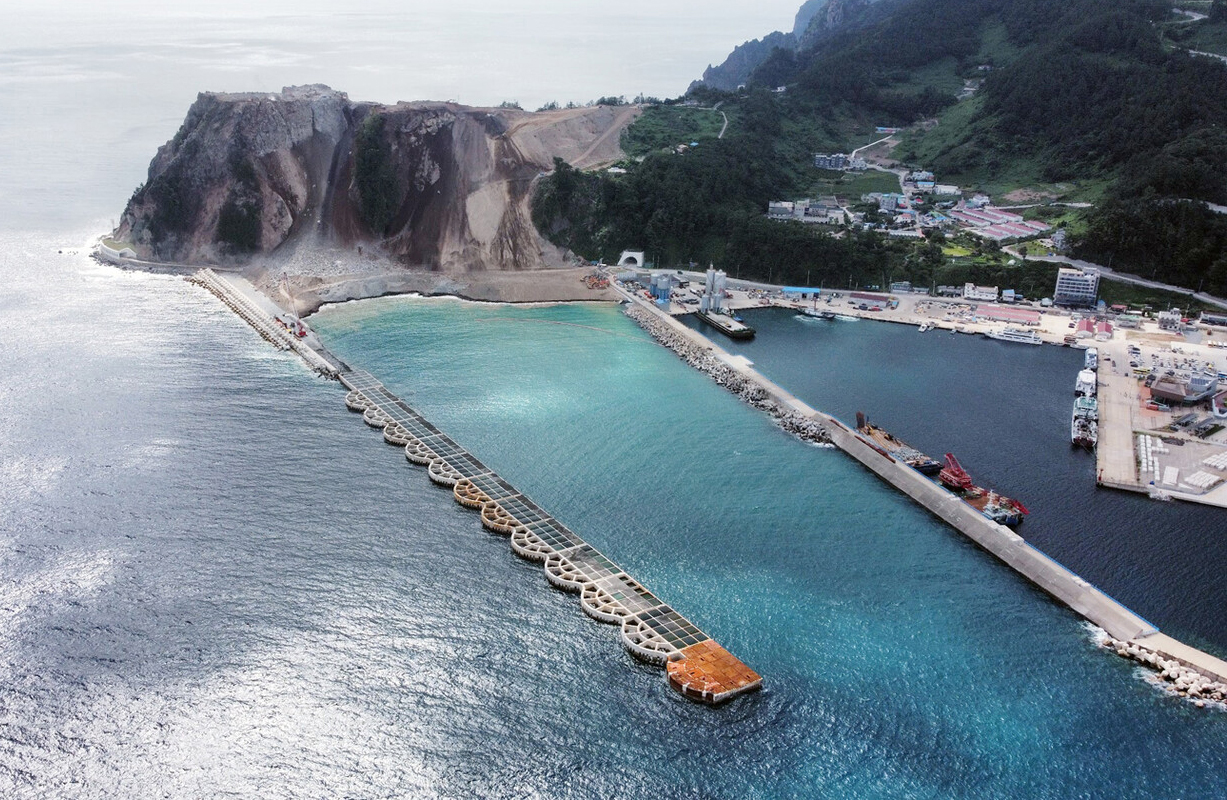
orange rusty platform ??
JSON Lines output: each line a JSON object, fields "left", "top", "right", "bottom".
{"left": 667, "top": 640, "right": 762, "bottom": 704}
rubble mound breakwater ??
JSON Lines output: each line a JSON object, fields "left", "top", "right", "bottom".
{"left": 622, "top": 304, "right": 831, "bottom": 447}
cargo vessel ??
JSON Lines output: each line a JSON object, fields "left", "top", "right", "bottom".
{"left": 937, "top": 452, "right": 1028, "bottom": 526}
{"left": 855, "top": 413, "right": 942, "bottom": 474}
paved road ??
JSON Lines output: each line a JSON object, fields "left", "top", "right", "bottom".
{"left": 1004, "top": 247, "right": 1227, "bottom": 312}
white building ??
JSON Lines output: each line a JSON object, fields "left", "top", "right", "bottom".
{"left": 1053, "top": 267, "right": 1099, "bottom": 307}
{"left": 963, "top": 283, "right": 999, "bottom": 302}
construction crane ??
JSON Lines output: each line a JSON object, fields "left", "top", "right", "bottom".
{"left": 939, "top": 452, "right": 973, "bottom": 491}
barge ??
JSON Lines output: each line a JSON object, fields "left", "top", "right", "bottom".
{"left": 695, "top": 310, "right": 756, "bottom": 340}
{"left": 855, "top": 413, "right": 942, "bottom": 474}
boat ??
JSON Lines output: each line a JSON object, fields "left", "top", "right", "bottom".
{"left": 1084, "top": 347, "right": 1098, "bottom": 371}
{"left": 1071, "top": 415, "right": 1098, "bottom": 449}
{"left": 1075, "top": 369, "right": 1097, "bottom": 398}
{"left": 1073, "top": 395, "right": 1098, "bottom": 421}
{"left": 798, "top": 307, "right": 835, "bottom": 320}
{"left": 984, "top": 326, "right": 1043, "bottom": 345}
{"left": 855, "top": 413, "right": 942, "bottom": 474}
{"left": 937, "top": 453, "right": 1028, "bottom": 525}
{"left": 695, "top": 310, "right": 755, "bottom": 340}
{"left": 917, "top": 322, "right": 931, "bottom": 332}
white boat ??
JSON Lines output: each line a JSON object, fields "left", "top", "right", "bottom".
{"left": 1075, "top": 369, "right": 1097, "bottom": 397}
{"left": 1084, "top": 347, "right": 1098, "bottom": 371}
{"left": 917, "top": 322, "right": 931, "bottom": 332}
{"left": 1071, "top": 415, "right": 1098, "bottom": 448}
{"left": 985, "top": 326, "right": 1043, "bottom": 345}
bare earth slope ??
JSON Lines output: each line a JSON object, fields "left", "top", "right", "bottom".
{"left": 115, "top": 86, "right": 639, "bottom": 286}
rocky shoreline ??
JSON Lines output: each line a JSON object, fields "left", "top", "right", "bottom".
{"left": 1102, "top": 636, "right": 1227, "bottom": 709}
{"left": 623, "top": 304, "right": 832, "bottom": 447}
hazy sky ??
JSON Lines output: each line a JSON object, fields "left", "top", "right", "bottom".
{"left": 8, "top": 0, "right": 807, "bottom": 107}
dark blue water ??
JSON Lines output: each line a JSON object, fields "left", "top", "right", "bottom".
{"left": 688, "top": 308, "right": 1227, "bottom": 657}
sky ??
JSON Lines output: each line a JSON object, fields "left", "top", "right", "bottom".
{"left": 5, "top": 0, "right": 808, "bottom": 108}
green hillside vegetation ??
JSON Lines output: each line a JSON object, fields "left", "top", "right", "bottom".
{"left": 621, "top": 106, "right": 727, "bottom": 158}
{"left": 808, "top": 169, "right": 900, "bottom": 199}
{"left": 1162, "top": 0, "right": 1227, "bottom": 54}
{"left": 533, "top": 0, "right": 1227, "bottom": 296}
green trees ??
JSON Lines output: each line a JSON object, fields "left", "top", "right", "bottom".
{"left": 353, "top": 113, "right": 400, "bottom": 235}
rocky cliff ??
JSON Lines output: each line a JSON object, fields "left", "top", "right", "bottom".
{"left": 691, "top": 0, "right": 874, "bottom": 92}
{"left": 116, "top": 85, "right": 637, "bottom": 271}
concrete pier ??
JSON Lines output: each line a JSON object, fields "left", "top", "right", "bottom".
{"left": 339, "top": 369, "right": 762, "bottom": 705}
{"left": 619, "top": 287, "right": 1227, "bottom": 688}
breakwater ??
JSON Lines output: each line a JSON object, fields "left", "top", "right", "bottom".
{"left": 620, "top": 290, "right": 1227, "bottom": 697}
{"left": 186, "top": 270, "right": 760, "bottom": 704}
{"left": 623, "top": 304, "right": 831, "bottom": 447}
{"left": 187, "top": 269, "right": 338, "bottom": 377}
{"left": 340, "top": 369, "right": 761, "bottom": 704}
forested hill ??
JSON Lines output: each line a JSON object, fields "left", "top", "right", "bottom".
{"left": 533, "top": 0, "right": 1227, "bottom": 296}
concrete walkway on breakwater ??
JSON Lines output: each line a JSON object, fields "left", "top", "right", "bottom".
{"left": 339, "top": 369, "right": 761, "bottom": 704}
{"left": 618, "top": 287, "right": 1227, "bottom": 687}
{"left": 188, "top": 268, "right": 759, "bottom": 704}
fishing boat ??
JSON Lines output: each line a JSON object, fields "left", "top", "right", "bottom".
{"left": 855, "top": 413, "right": 942, "bottom": 474}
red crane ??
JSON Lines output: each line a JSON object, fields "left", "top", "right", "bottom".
{"left": 939, "top": 453, "right": 973, "bottom": 491}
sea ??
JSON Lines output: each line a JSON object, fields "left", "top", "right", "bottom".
{"left": 2, "top": 5, "right": 1227, "bottom": 799}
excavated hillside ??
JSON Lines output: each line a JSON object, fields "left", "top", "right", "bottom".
{"left": 115, "top": 85, "right": 638, "bottom": 273}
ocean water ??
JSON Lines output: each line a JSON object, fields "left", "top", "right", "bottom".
{"left": 3, "top": 5, "right": 1227, "bottom": 798}
{"left": 686, "top": 308, "right": 1227, "bottom": 656}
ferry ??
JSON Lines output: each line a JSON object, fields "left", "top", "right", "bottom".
{"left": 984, "top": 326, "right": 1043, "bottom": 345}
{"left": 937, "top": 452, "right": 1028, "bottom": 526}
{"left": 798, "top": 307, "right": 835, "bottom": 320}
{"left": 1084, "top": 347, "right": 1098, "bottom": 371}
{"left": 855, "top": 413, "right": 942, "bottom": 474}
{"left": 695, "top": 310, "right": 756, "bottom": 340}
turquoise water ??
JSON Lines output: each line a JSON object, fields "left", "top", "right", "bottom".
{"left": 307, "top": 296, "right": 1227, "bottom": 797}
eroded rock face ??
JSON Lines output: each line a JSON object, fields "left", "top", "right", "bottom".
{"left": 116, "top": 84, "right": 616, "bottom": 271}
